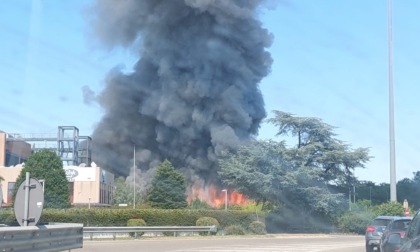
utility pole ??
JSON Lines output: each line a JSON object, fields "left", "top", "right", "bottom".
{"left": 388, "top": 0, "right": 397, "bottom": 202}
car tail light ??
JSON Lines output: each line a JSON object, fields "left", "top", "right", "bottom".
{"left": 394, "top": 249, "right": 399, "bottom": 252}
{"left": 366, "top": 226, "right": 375, "bottom": 232}
{"left": 400, "top": 232, "right": 405, "bottom": 238}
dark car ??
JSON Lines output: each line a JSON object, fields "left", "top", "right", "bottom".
{"left": 366, "top": 216, "right": 396, "bottom": 252}
{"left": 398, "top": 210, "right": 420, "bottom": 252}
{"left": 380, "top": 217, "right": 412, "bottom": 252}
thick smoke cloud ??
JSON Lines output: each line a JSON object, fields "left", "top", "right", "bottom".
{"left": 89, "top": 0, "right": 273, "bottom": 187}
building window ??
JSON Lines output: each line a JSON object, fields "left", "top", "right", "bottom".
{"left": 7, "top": 182, "right": 16, "bottom": 203}
{"left": 5, "top": 150, "right": 27, "bottom": 167}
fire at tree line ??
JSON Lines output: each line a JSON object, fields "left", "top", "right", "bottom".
{"left": 0, "top": 111, "right": 416, "bottom": 233}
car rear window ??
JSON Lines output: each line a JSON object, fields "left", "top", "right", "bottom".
{"left": 372, "top": 219, "right": 391, "bottom": 226}
{"left": 391, "top": 220, "right": 411, "bottom": 230}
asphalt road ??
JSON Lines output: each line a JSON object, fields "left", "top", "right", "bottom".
{"left": 76, "top": 234, "right": 365, "bottom": 252}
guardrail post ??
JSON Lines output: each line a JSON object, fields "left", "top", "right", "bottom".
{"left": 113, "top": 232, "right": 116, "bottom": 240}
{"left": 90, "top": 232, "right": 93, "bottom": 241}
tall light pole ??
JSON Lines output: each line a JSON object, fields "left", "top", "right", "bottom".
{"left": 388, "top": 0, "right": 397, "bottom": 202}
{"left": 133, "top": 145, "right": 136, "bottom": 209}
{"left": 222, "top": 189, "right": 228, "bottom": 211}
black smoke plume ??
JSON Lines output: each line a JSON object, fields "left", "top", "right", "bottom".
{"left": 89, "top": 0, "right": 273, "bottom": 188}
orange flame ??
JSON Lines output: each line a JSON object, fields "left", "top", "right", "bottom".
{"left": 188, "top": 183, "right": 249, "bottom": 207}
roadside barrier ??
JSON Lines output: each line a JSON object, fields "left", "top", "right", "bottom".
{"left": 83, "top": 225, "right": 218, "bottom": 240}
{"left": 0, "top": 223, "right": 83, "bottom": 251}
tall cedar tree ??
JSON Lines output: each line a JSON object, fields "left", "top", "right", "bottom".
{"left": 147, "top": 160, "right": 187, "bottom": 209}
{"left": 14, "top": 149, "right": 70, "bottom": 208}
{"left": 219, "top": 111, "right": 371, "bottom": 216}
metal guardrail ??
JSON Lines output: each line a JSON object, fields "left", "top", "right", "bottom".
{"left": 0, "top": 223, "right": 83, "bottom": 252}
{"left": 83, "top": 225, "right": 218, "bottom": 240}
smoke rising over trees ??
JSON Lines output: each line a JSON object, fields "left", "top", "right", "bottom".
{"left": 88, "top": 0, "right": 273, "bottom": 187}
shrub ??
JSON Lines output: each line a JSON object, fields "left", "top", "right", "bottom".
{"left": 189, "top": 199, "right": 213, "bottom": 209}
{"left": 196, "top": 216, "right": 219, "bottom": 235}
{"left": 196, "top": 216, "right": 220, "bottom": 227}
{"left": 337, "top": 211, "right": 374, "bottom": 234}
{"left": 127, "top": 218, "right": 146, "bottom": 237}
{"left": 248, "top": 221, "right": 266, "bottom": 235}
{"left": 224, "top": 225, "right": 246, "bottom": 235}
{"left": 227, "top": 205, "right": 243, "bottom": 211}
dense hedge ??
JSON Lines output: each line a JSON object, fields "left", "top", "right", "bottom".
{"left": 0, "top": 208, "right": 263, "bottom": 228}
{"left": 0, "top": 209, "right": 16, "bottom": 225}
{"left": 337, "top": 211, "right": 375, "bottom": 234}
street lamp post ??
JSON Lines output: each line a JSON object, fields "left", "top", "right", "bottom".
{"left": 388, "top": 0, "right": 397, "bottom": 202}
{"left": 133, "top": 145, "right": 136, "bottom": 209}
{"left": 353, "top": 185, "right": 356, "bottom": 203}
{"left": 222, "top": 189, "right": 228, "bottom": 211}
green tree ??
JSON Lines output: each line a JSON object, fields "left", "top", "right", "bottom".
{"left": 147, "top": 160, "right": 187, "bottom": 209}
{"left": 396, "top": 172, "right": 420, "bottom": 210}
{"left": 219, "top": 111, "right": 371, "bottom": 218}
{"left": 374, "top": 183, "right": 391, "bottom": 204}
{"left": 219, "top": 140, "right": 344, "bottom": 216}
{"left": 372, "top": 201, "right": 404, "bottom": 216}
{"left": 218, "top": 140, "right": 285, "bottom": 207}
{"left": 14, "top": 149, "right": 70, "bottom": 208}
{"left": 112, "top": 177, "right": 133, "bottom": 205}
{"left": 112, "top": 176, "right": 142, "bottom": 206}
{"left": 266, "top": 110, "right": 371, "bottom": 185}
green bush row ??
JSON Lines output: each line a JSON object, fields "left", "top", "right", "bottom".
{"left": 0, "top": 208, "right": 264, "bottom": 229}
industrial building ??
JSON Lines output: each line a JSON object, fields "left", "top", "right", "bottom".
{"left": 0, "top": 127, "right": 114, "bottom": 207}
{"left": 0, "top": 131, "right": 31, "bottom": 167}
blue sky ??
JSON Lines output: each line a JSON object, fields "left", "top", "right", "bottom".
{"left": 1, "top": 0, "right": 419, "bottom": 184}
